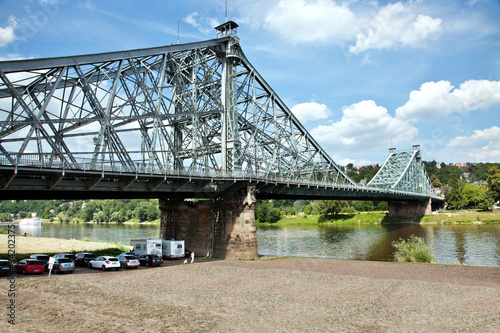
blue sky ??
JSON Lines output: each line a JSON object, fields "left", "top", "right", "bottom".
{"left": 0, "top": 0, "right": 499, "bottom": 167}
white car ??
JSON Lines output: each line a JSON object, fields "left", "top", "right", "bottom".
{"left": 88, "top": 256, "right": 121, "bottom": 271}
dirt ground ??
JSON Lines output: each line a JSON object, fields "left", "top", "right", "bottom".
{"left": 1, "top": 256, "right": 498, "bottom": 332}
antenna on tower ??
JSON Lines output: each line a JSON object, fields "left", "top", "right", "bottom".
{"left": 177, "top": 21, "right": 180, "bottom": 44}
{"left": 225, "top": 0, "right": 228, "bottom": 22}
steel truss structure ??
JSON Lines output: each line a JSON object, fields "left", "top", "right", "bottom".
{"left": 0, "top": 32, "right": 353, "bottom": 187}
{"left": 368, "top": 147, "right": 436, "bottom": 196}
{"left": 0, "top": 24, "right": 441, "bottom": 202}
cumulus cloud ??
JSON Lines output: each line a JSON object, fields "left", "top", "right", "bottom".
{"left": 291, "top": 102, "right": 330, "bottom": 123}
{"left": 265, "top": 0, "right": 358, "bottom": 43}
{"left": 349, "top": 3, "right": 441, "bottom": 53}
{"left": 447, "top": 126, "right": 500, "bottom": 148}
{"left": 263, "top": 1, "right": 441, "bottom": 53}
{"left": 310, "top": 100, "right": 417, "bottom": 153}
{"left": 445, "top": 126, "right": 500, "bottom": 161}
{"left": 0, "top": 16, "right": 17, "bottom": 47}
{"left": 396, "top": 80, "right": 500, "bottom": 122}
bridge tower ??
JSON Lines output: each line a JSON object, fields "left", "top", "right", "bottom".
{"left": 217, "top": 21, "right": 241, "bottom": 172}
{"left": 160, "top": 22, "right": 259, "bottom": 259}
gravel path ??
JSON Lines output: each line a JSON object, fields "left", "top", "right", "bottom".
{"left": 1, "top": 257, "right": 499, "bottom": 332}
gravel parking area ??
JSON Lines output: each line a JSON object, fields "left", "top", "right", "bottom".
{"left": 1, "top": 257, "right": 499, "bottom": 332}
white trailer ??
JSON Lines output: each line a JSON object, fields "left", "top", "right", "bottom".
{"left": 161, "top": 239, "right": 185, "bottom": 259}
{"left": 130, "top": 239, "right": 162, "bottom": 256}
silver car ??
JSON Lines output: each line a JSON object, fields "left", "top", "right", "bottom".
{"left": 50, "top": 258, "right": 75, "bottom": 274}
{"left": 116, "top": 254, "right": 140, "bottom": 269}
{"left": 88, "top": 256, "right": 121, "bottom": 271}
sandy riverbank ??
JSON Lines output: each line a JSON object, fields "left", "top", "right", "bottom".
{"left": 0, "top": 256, "right": 498, "bottom": 332}
{"left": 0, "top": 234, "right": 127, "bottom": 255}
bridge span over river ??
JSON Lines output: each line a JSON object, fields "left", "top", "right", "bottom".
{"left": 0, "top": 22, "right": 443, "bottom": 259}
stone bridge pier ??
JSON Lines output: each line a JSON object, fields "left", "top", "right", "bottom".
{"left": 159, "top": 185, "right": 259, "bottom": 259}
{"left": 388, "top": 198, "right": 433, "bottom": 218}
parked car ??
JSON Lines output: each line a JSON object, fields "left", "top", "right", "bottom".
{"left": 138, "top": 254, "right": 163, "bottom": 267}
{"left": 29, "top": 254, "right": 50, "bottom": 271}
{"left": 117, "top": 251, "right": 138, "bottom": 259}
{"left": 74, "top": 252, "right": 95, "bottom": 267}
{"left": 50, "top": 258, "right": 75, "bottom": 274}
{"left": 54, "top": 253, "right": 76, "bottom": 262}
{"left": 88, "top": 256, "right": 120, "bottom": 271}
{"left": 116, "top": 254, "right": 140, "bottom": 268}
{"left": 13, "top": 259, "right": 44, "bottom": 274}
{"left": 0, "top": 259, "right": 11, "bottom": 275}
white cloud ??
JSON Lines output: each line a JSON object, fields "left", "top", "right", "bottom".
{"left": 445, "top": 126, "right": 500, "bottom": 161}
{"left": 310, "top": 100, "right": 417, "bottom": 154}
{"left": 349, "top": 3, "right": 441, "bottom": 53}
{"left": 291, "top": 102, "right": 330, "bottom": 123}
{"left": 447, "top": 126, "right": 500, "bottom": 148}
{"left": 0, "top": 16, "right": 17, "bottom": 47}
{"left": 396, "top": 80, "right": 500, "bottom": 122}
{"left": 262, "top": 1, "right": 441, "bottom": 53}
{"left": 183, "top": 12, "right": 219, "bottom": 35}
{"left": 264, "top": 0, "right": 358, "bottom": 44}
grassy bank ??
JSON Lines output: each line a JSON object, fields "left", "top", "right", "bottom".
{"left": 0, "top": 234, "right": 132, "bottom": 260}
{"left": 421, "top": 210, "right": 500, "bottom": 224}
{"left": 258, "top": 210, "right": 500, "bottom": 226}
{"left": 259, "top": 212, "right": 389, "bottom": 226}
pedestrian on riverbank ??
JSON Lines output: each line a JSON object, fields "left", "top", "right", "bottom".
{"left": 190, "top": 251, "right": 195, "bottom": 263}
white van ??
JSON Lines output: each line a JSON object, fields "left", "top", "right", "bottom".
{"left": 161, "top": 239, "right": 185, "bottom": 259}
{"left": 130, "top": 239, "right": 162, "bottom": 256}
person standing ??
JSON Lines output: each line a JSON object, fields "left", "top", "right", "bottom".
{"left": 190, "top": 251, "right": 195, "bottom": 263}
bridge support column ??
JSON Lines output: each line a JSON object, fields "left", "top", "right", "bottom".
{"left": 159, "top": 185, "right": 259, "bottom": 259}
{"left": 388, "top": 199, "right": 432, "bottom": 218}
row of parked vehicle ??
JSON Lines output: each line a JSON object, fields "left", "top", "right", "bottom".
{"left": 0, "top": 251, "right": 165, "bottom": 275}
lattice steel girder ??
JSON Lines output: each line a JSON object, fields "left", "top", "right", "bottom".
{"left": 368, "top": 148, "right": 436, "bottom": 196}
{"left": 0, "top": 35, "right": 355, "bottom": 187}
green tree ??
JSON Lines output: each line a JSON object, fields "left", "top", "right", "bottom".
{"left": 267, "top": 208, "right": 282, "bottom": 223}
{"left": 487, "top": 166, "right": 500, "bottom": 202}
{"left": 315, "top": 200, "right": 352, "bottom": 216}
{"left": 430, "top": 174, "right": 442, "bottom": 188}
{"left": 94, "top": 211, "right": 108, "bottom": 223}
{"left": 147, "top": 202, "right": 160, "bottom": 221}
{"left": 255, "top": 200, "right": 271, "bottom": 222}
{"left": 134, "top": 202, "right": 150, "bottom": 222}
{"left": 446, "top": 168, "right": 467, "bottom": 209}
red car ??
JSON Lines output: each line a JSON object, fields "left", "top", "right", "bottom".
{"left": 13, "top": 259, "right": 45, "bottom": 275}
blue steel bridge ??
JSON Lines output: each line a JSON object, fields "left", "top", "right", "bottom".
{"left": 0, "top": 22, "right": 442, "bottom": 258}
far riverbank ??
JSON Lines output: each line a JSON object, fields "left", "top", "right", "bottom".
{"left": 261, "top": 209, "right": 500, "bottom": 226}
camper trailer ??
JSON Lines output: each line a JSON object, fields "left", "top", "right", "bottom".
{"left": 130, "top": 239, "right": 162, "bottom": 256}
{"left": 161, "top": 239, "right": 185, "bottom": 259}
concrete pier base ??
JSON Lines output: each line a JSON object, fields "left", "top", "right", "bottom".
{"left": 388, "top": 199, "right": 432, "bottom": 218}
{"left": 160, "top": 185, "right": 259, "bottom": 259}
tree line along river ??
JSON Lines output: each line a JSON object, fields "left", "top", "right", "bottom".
{"left": 3, "top": 222, "right": 499, "bottom": 267}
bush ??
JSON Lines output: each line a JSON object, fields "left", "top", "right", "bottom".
{"left": 392, "top": 235, "right": 434, "bottom": 263}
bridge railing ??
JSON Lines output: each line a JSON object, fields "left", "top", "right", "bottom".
{"left": 0, "top": 153, "right": 441, "bottom": 199}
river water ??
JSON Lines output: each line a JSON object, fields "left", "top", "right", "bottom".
{"left": 4, "top": 222, "right": 500, "bottom": 267}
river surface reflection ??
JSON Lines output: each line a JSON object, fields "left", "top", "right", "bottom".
{"left": 257, "top": 223, "right": 500, "bottom": 266}
{"left": 3, "top": 222, "right": 499, "bottom": 267}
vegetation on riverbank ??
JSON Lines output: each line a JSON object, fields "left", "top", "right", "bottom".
{"left": 257, "top": 210, "right": 500, "bottom": 226}
{"left": 0, "top": 234, "right": 131, "bottom": 260}
{"left": 392, "top": 235, "right": 434, "bottom": 263}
